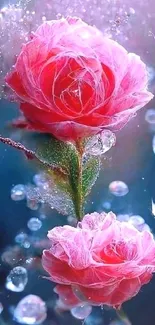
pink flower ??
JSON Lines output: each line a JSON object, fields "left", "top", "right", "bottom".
{"left": 6, "top": 17, "right": 153, "bottom": 141}
{"left": 42, "top": 212, "right": 155, "bottom": 309}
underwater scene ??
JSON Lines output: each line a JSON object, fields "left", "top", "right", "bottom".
{"left": 0, "top": 0, "right": 155, "bottom": 324}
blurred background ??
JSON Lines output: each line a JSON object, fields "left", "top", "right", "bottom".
{"left": 0, "top": 0, "right": 155, "bottom": 324}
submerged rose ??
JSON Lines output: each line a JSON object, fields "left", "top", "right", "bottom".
{"left": 42, "top": 212, "right": 155, "bottom": 308}
{"left": 6, "top": 17, "right": 153, "bottom": 141}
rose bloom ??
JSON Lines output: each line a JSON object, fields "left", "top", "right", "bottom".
{"left": 6, "top": 17, "right": 153, "bottom": 141}
{"left": 42, "top": 212, "right": 155, "bottom": 309}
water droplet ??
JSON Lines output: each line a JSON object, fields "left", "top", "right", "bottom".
{"left": 71, "top": 305, "right": 92, "bottom": 320}
{"left": 15, "top": 232, "right": 28, "bottom": 244}
{"left": 27, "top": 218, "right": 42, "bottom": 231}
{"left": 14, "top": 295, "right": 47, "bottom": 324}
{"left": 109, "top": 181, "right": 129, "bottom": 197}
{"left": 26, "top": 198, "right": 39, "bottom": 210}
{"left": 147, "top": 66, "right": 155, "bottom": 85}
{"left": 39, "top": 213, "right": 47, "bottom": 220}
{"left": 85, "top": 130, "right": 116, "bottom": 156}
{"left": 23, "top": 240, "right": 31, "bottom": 249}
{"left": 85, "top": 314, "right": 103, "bottom": 325}
{"left": 67, "top": 215, "right": 77, "bottom": 226}
{"left": 102, "top": 201, "right": 111, "bottom": 210}
{"left": 33, "top": 173, "right": 48, "bottom": 188}
{"left": 141, "top": 224, "right": 151, "bottom": 232}
{"left": 11, "top": 184, "right": 26, "bottom": 201}
{"left": 0, "top": 302, "right": 3, "bottom": 314}
{"left": 128, "top": 215, "right": 145, "bottom": 227}
{"left": 5, "top": 266, "right": 28, "bottom": 292}
{"left": 129, "top": 7, "right": 135, "bottom": 15}
{"left": 145, "top": 109, "right": 155, "bottom": 124}
{"left": 1, "top": 246, "right": 24, "bottom": 266}
{"left": 117, "top": 214, "right": 130, "bottom": 222}
{"left": 152, "top": 135, "right": 155, "bottom": 154}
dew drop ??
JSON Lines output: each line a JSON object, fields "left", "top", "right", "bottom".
{"left": 14, "top": 295, "right": 47, "bottom": 324}
{"left": 145, "top": 109, "right": 155, "bottom": 124}
{"left": 109, "top": 181, "right": 129, "bottom": 197}
{"left": 5, "top": 266, "right": 28, "bottom": 292}
{"left": 85, "top": 130, "right": 116, "bottom": 156}
{"left": 11, "top": 184, "right": 26, "bottom": 201}
{"left": 128, "top": 215, "right": 145, "bottom": 227}
{"left": 27, "top": 218, "right": 42, "bottom": 231}
{"left": 71, "top": 305, "right": 92, "bottom": 320}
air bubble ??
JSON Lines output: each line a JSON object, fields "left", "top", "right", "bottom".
{"left": 5, "top": 266, "right": 28, "bottom": 292}
{"left": 109, "top": 181, "right": 129, "bottom": 197}
{"left": 85, "top": 130, "right": 116, "bottom": 156}
{"left": 14, "top": 295, "right": 47, "bottom": 324}
{"left": 11, "top": 184, "right": 26, "bottom": 201}
{"left": 145, "top": 109, "right": 155, "bottom": 124}
{"left": 71, "top": 304, "right": 92, "bottom": 320}
{"left": 27, "top": 218, "right": 42, "bottom": 231}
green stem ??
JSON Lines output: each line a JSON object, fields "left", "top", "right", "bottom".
{"left": 73, "top": 140, "right": 84, "bottom": 221}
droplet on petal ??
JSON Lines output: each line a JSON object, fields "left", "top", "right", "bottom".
{"left": 145, "top": 109, "right": 155, "bottom": 124}
{"left": 27, "top": 218, "right": 42, "bottom": 231}
{"left": 117, "top": 214, "right": 130, "bottom": 222}
{"left": 71, "top": 304, "right": 92, "bottom": 320}
{"left": 85, "top": 130, "right": 116, "bottom": 156}
{"left": 5, "top": 266, "right": 28, "bottom": 292}
{"left": 13, "top": 295, "right": 47, "bottom": 324}
{"left": 11, "top": 184, "right": 26, "bottom": 201}
{"left": 109, "top": 181, "right": 129, "bottom": 196}
{"left": 128, "top": 215, "right": 145, "bottom": 227}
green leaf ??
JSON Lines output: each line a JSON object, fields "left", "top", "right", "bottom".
{"left": 0, "top": 133, "right": 101, "bottom": 220}
{"left": 0, "top": 133, "right": 81, "bottom": 218}
{"left": 82, "top": 155, "right": 101, "bottom": 197}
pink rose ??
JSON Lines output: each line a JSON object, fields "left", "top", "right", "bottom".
{"left": 42, "top": 212, "right": 155, "bottom": 309}
{"left": 6, "top": 17, "right": 153, "bottom": 141}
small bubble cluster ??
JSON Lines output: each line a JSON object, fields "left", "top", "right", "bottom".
{"left": 10, "top": 172, "right": 75, "bottom": 216}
